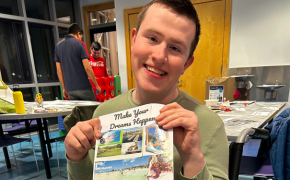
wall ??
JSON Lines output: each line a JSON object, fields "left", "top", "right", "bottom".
{"left": 229, "top": 0, "right": 290, "bottom": 102}
{"left": 228, "top": 66, "right": 290, "bottom": 101}
{"left": 229, "top": 0, "right": 290, "bottom": 68}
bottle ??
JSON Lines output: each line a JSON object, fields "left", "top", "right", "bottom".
{"left": 12, "top": 85, "right": 26, "bottom": 114}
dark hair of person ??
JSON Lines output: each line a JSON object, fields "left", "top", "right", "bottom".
{"left": 136, "top": 0, "right": 201, "bottom": 59}
{"left": 68, "top": 23, "right": 83, "bottom": 35}
{"left": 91, "top": 41, "right": 102, "bottom": 50}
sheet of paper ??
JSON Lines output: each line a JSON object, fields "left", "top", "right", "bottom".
{"left": 93, "top": 103, "right": 174, "bottom": 180}
{"left": 223, "top": 118, "right": 255, "bottom": 126}
{"left": 251, "top": 111, "right": 270, "bottom": 116}
{"left": 218, "top": 114, "right": 243, "bottom": 117}
{"left": 236, "top": 108, "right": 246, "bottom": 111}
{"left": 262, "top": 107, "right": 279, "bottom": 110}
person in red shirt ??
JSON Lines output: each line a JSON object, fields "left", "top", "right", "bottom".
{"left": 89, "top": 41, "right": 109, "bottom": 78}
{"left": 88, "top": 41, "right": 109, "bottom": 100}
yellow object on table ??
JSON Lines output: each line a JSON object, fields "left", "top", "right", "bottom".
{"left": 13, "top": 86, "right": 26, "bottom": 114}
{"left": 35, "top": 93, "right": 43, "bottom": 107}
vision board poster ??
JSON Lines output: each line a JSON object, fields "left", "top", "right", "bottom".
{"left": 93, "top": 103, "right": 174, "bottom": 180}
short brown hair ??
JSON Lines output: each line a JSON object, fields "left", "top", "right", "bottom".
{"left": 68, "top": 23, "right": 83, "bottom": 35}
{"left": 136, "top": 0, "right": 201, "bottom": 60}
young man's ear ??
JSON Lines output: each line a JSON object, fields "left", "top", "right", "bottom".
{"left": 131, "top": 28, "right": 137, "bottom": 51}
{"left": 182, "top": 56, "right": 194, "bottom": 74}
{"left": 76, "top": 32, "right": 80, "bottom": 38}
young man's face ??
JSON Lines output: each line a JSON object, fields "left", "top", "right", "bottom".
{"left": 91, "top": 48, "right": 101, "bottom": 59}
{"left": 131, "top": 4, "right": 196, "bottom": 96}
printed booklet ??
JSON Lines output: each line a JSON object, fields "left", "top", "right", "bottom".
{"left": 93, "top": 103, "right": 174, "bottom": 180}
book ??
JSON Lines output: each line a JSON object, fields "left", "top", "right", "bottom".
{"left": 93, "top": 103, "right": 174, "bottom": 180}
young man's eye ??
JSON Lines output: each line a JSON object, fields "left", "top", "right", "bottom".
{"left": 148, "top": 37, "right": 157, "bottom": 42}
{"left": 171, "top": 46, "right": 181, "bottom": 52}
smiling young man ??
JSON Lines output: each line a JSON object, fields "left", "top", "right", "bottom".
{"left": 64, "top": 0, "right": 229, "bottom": 179}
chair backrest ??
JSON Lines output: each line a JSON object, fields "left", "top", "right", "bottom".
{"left": 228, "top": 128, "right": 272, "bottom": 180}
{"left": 228, "top": 142, "right": 244, "bottom": 180}
{"left": 63, "top": 105, "right": 99, "bottom": 133}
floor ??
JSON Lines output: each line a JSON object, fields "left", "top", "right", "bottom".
{"left": 0, "top": 124, "right": 67, "bottom": 180}
{"left": 0, "top": 124, "right": 268, "bottom": 180}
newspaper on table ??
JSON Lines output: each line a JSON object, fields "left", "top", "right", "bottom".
{"left": 93, "top": 103, "right": 174, "bottom": 180}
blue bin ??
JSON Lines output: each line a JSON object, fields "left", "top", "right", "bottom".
{"left": 57, "top": 116, "right": 65, "bottom": 130}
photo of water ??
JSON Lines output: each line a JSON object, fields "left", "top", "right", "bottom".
{"left": 100, "top": 130, "right": 122, "bottom": 145}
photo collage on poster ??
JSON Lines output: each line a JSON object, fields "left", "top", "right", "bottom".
{"left": 93, "top": 104, "right": 174, "bottom": 180}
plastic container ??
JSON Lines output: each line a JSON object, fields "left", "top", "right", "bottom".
{"left": 204, "top": 99, "right": 218, "bottom": 106}
{"left": 12, "top": 85, "right": 26, "bottom": 114}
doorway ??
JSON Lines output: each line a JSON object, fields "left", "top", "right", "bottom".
{"left": 83, "top": 2, "right": 119, "bottom": 76}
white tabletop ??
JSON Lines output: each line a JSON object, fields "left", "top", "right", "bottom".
{"left": 0, "top": 100, "right": 100, "bottom": 120}
{"left": 218, "top": 101, "right": 286, "bottom": 141}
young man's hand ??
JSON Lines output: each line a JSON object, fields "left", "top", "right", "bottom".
{"left": 63, "top": 89, "right": 69, "bottom": 99}
{"left": 155, "top": 102, "right": 205, "bottom": 178}
{"left": 64, "top": 118, "right": 102, "bottom": 162}
{"left": 96, "top": 86, "right": 102, "bottom": 94}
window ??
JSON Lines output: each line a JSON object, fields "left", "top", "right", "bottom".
{"left": 58, "top": 27, "right": 68, "bottom": 41}
{"left": 0, "top": 0, "right": 19, "bottom": 16}
{"left": 55, "top": 0, "right": 75, "bottom": 24}
{"left": 39, "top": 86, "right": 61, "bottom": 101}
{"left": 21, "top": 87, "right": 35, "bottom": 102}
{"left": 0, "top": 19, "right": 31, "bottom": 84}
{"left": 29, "top": 24, "right": 57, "bottom": 82}
{"left": 89, "top": 8, "right": 115, "bottom": 26}
{"left": 24, "top": 0, "right": 50, "bottom": 21}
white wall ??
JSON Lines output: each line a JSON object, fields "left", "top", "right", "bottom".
{"left": 229, "top": 0, "right": 290, "bottom": 68}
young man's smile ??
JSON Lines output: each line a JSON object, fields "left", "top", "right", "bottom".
{"left": 144, "top": 64, "right": 167, "bottom": 77}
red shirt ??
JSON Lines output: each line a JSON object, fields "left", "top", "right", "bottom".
{"left": 89, "top": 55, "right": 109, "bottom": 77}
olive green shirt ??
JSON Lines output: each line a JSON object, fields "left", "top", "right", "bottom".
{"left": 67, "top": 89, "right": 229, "bottom": 180}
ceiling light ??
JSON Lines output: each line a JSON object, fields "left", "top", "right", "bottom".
{"left": 92, "top": 18, "right": 97, "bottom": 21}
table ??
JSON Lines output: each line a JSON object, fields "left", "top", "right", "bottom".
{"left": 0, "top": 100, "right": 100, "bottom": 179}
{"left": 217, "top": 101, "right": 286, "bottom": 141}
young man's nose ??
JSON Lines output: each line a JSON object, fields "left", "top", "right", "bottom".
{"left": 151, "top": 43, "right": 167, "bottom": 63}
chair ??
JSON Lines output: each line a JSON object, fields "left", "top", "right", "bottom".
{"left": 229, "top": 128, "right": 273, "bottom": 180}
{"left": 49, "top": 136, "right": 67, "bottom": 178}
{"left": 0, "top": 135, "right": 40, "bottom": 179}
{"left": 3, "top": 119, "right": 52, "bottom": 154}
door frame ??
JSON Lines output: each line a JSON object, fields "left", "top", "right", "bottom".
{"left": 124, "top": 0, "right": 232, "bottom": 90}
{"left": 124, "top": 7, "right": 143, "bottom": 90}
{"left": 82, "top": 1, "right": 115, "bottom": 52}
